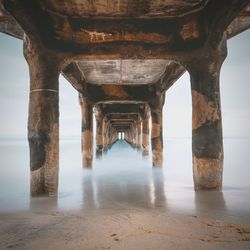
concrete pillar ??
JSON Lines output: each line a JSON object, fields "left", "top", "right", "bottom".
{"left": 136, "top": 119, "right": 142, "bottom": 149}
{"left": 124, "top": 128, "right": 132, "bottom": 145}
{"left": 150, "top": 107, "right": 163, "bottom": 167}
{"left": 95, "top": 118, "right": 103, "bottom": 158}
{"left": 188, "top": 42, "right": 227, "bottom": 190}
{"left": 79, "top": 94, "right": 93, "bottom": 168}
{"left": 103, "top": 117, "right": 109, "bottom": 151}
{"left": 140, "top": 105, "right": 151, "bottom": 156}
{"left": 94, "top": 106, "right": 104, "bottom": 158}
{"left": 127, "top": 127, "right": 133, "bottom": 146}
{"left": 132, "top": 122, "right": 137, "bottom": 147}
{"left": 110, "top": 126, "right": 113, "bottom": 146}
{"left": 24, "top": 39, "right": 60, "bottom": 196}
{"left": 107, "top": 122, "right": 111, "bottom": 148}
{"left": 110, "top": 128, "right": 118, "bottom": 146}
{"left": 142, "top": 117, "right": 149, "bottom": 156}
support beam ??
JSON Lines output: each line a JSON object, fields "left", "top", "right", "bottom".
{"left": 124, "top": 126, "right": 134, "bottom": 147}
{"left": 155, "top": 62, "right": 186, "bottom": 93}
{"left": 187, "top": 39, "right": 227, "bottom": 190}
{"left": 24, "top": 38, "right": 61, "bottom": 196}
{"left": 136, "top": 119, "right": 142, "bottom": 150}
{"left": 94, "top": 106, "right": 104, "bottom": 158}
{"left": 131, "top": 121, "right": 137, "bottom": 148}
{"left": 150, "top": 96, "right": 164, "bottom": 167}
{"left": 95, "top": 118, "right": 103, "bottom": 158}
{"left": 150, "top": 107, "right": 163, "bottom": 167}
{"left": 149, "top": 93, "right": 165, "bottom": 167}
{"left": 62, "top": 62, "right": 86, "bottom": 94}
{"left": 142, "top": 116, "right": 150, "bottom": 156}
{"left": 102, "top": 117, "right": 109, "bottom": 151}
{"left": 79, "top": 94, "right": 93, "bottom": 168}
{"left": 1, "top": 0, "right": 249, "bottom": 63}
{"left": 139, "top": 104, "right": 151, "bottom": 156}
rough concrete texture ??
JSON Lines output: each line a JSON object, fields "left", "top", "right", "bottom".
{"left": 0, "top": 0, "right": 249, "bottom": 194}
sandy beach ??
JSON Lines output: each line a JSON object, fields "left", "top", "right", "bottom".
{"left": 1, "top": 206, "right": 250, "bottom": 250}
{"left": 1, "top": 139, "right": 250, "bottom": 249}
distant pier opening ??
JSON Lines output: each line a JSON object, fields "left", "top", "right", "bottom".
{"left": 118, "top": 131, "right": 125, "bottom": 140}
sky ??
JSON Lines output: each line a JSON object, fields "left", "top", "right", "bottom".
{"left": 0, "top": 30, "right": 249, "bottom": 139}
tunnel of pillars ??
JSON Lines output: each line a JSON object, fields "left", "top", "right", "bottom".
{"left": 2, "top": 1, "right": 248, "bottom": 196}
{"left": 81, "top": 100, "right": 157, "bottom": 168}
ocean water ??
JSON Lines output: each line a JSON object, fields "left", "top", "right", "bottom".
{"left": 0, "top": 137, "right": 249, "bottom": 222}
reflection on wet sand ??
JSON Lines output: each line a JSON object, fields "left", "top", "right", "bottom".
{"left": 1, "top": 138, "right": 250, "bottom": 250}
{"left": 1, "top": 138, "right": 250, "bottom": 224}
{"left": 81, "top": 167, "right": 167, "bottom": 209}
{"left": 30, "top": 196, "right": 58, "bottom": 213}
{"left": 194, "top": 191, "right": 227, "bottom": 217}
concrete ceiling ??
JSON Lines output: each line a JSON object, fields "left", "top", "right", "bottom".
{"left": 0, "top": 0, "right": 249, "bottom": 89}
{"left": 36, "top": 0, "right": 208, "bottom": 18}
{"left": 78, "top": 59, "right": 168, "bottom": 85}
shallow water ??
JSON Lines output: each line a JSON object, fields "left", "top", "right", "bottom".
{"left": 0, "top": 137, "right": 249, "bottom": 223}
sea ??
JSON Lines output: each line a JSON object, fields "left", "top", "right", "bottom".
{"left": 0, "top": 137, "right": 249, "bottom": 223}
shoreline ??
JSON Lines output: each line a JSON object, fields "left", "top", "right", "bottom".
{"left": 1, "top": 207, "right": 250, "bottom": 250}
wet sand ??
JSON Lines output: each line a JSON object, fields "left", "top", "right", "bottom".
{"left": 0, "top": 139, "right": 250, "bottom": 249}
{"left": 1, "top": 206, "right": 250, "bottom": 250}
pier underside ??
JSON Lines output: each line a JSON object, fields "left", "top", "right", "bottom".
{"left": 0, "top": 0, "right": 250, "bottom": 195}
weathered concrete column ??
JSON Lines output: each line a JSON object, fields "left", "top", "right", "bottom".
{"left": 109, "top": 126, "right": 113, "bottom": 147}
{"left": 95, "top": 118, "right": 103, "bottom": 158}
{"left": 136, "top": 119, "right": 142, "bottom": 149}
{"left": 24, "top": 38, "right": 61, "bottom": 196}
{"left": 128, "top": 127, "right": 134, "bottom": 147}
{"left": 102, "top": 117, "right": 109, "bottom": 151}
{"left": 109, "top": 125, "right": 118, "bottom": 148}
{"left": 150, "top": 93, "right": 165, "bottom": 167}
{"left": 79, "top": 94, "right": 93, "bottom": 168}
{"left": 140, "top": 105, "right": 150, "bottom": 156}
{"left": 150, "top": 107, "right": 163, "bottom": 167}
{"left": 132, "top": 122, "right": 137, "bottom": 147}
{"left": 187, "top": 41, "right": 227, "bottom": 190}
{"left": 94, "top": 106, "right": 104, "bottom": 158}
{"left": 124, "top": 128, "right": 132, "bottom": 146}
{"left": 142, "top": 117, "right": 150, "bottom": 156}
{"left": 110, "top": 127, "right": 118, "bottom": 146}
{"left": 107, "top": 122, "right": 111, "bottom": 148}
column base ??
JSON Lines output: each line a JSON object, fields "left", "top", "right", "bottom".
{"left": 95, "top": 145, "right": 103, "bottom": 159}
{"left": 30, "top": 167, "right": 58, "bottom": 197}
{"left": 83, "top": 159, "right": 93, "bottom": 168}
{"left": 152, "top": 150, "right": 163, "bottom": 167}
{"left": 96, "top": 149, "right": 103, "bottom": 159}
{"left": 193, "top": 156, "right": 223, "bottom": 191}
{"left": 103, "top": 148, "right": 108, "bottom": 154}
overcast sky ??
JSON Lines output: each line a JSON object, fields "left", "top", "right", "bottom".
{"left": 0, "top": 30, "right": 249, "bottom": 139}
